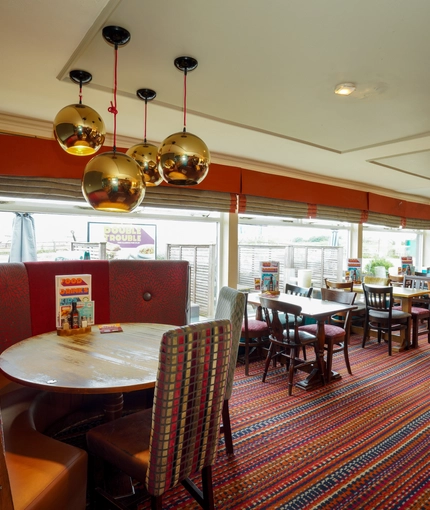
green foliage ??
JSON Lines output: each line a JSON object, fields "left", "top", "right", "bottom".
{"left": 364, "top": 257, "right": 393, "bottom": 276}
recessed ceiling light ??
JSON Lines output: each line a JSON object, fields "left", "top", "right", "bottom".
{"left": 334, "top": 83, "right": 356, "bottom": 96}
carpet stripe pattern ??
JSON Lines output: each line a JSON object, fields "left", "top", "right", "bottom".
{"left": 139, "top": 334, "right": 430, "bottom": 509}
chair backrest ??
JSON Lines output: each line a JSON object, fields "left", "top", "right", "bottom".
{"left": 285, "top": 283, "right": 313, "bottom": 297}
{"left": 0, "top": 407, "right": 14, "bottom": 510}
{"left": 325, "top": 279, "right": 354, "bottom": 291}
{"left": 260, "top": 296, "right": 302, "bottom": 343}
{"left": 388, "top": 274, "right": 404, "bottom": 286}
{"left": 321, "top": 288, "right": 356, "bottom": 329}
{"left": 214, "top": 287, "right": 246, "bottom": 400}
{"left": 146, "top": 320, "right": 231, "bottom": 497}
{"left": 403, "top": 275, "right": 430, "bottom": 290}
{"left": 363, "top": 276, "right": 390, "bottom": 286}
{"left": 321, "top": 287, "right": 356, "bottom": 306}
{"left": 362, "top": 284, "right": 393, "bottom": 313}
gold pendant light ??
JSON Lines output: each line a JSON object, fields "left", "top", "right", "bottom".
{"left": 82, "top": 26, "right": 145, "bottom": 213}
{"left": 158, "top": 57, "right": 210, "bottom": 186}
{"left": 53, "top": 70, "right": 106, "bottom": 156}
{"left": 126, "top": 89, "right": 162, "bottom": 186}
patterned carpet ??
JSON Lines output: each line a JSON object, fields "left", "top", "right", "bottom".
{"left": 133, "top": 334, "right": 430, "bottom": 509}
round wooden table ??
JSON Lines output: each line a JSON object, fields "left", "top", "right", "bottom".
{"left": 0, "top": 322, "right": 173, "bottom": 420}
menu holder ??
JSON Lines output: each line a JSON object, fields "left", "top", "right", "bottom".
{"left": 57, "top": 326, "right": 92, "bottom": 336}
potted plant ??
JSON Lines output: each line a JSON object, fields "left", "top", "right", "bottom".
{"left": 364, "top": 257, "right": 393, "bottom": 277}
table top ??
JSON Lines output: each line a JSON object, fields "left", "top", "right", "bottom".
{"left": 247, "top": 292, "right": 356, "bottom": 320}
{"left": 0, "top": 323, "right": 173, "bottom": 394}
{"left": 353, "top": 285, "right": 430, "bottom": 298}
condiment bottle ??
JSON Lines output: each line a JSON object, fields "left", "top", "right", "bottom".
{"left": 70, "top": 301, "right": 80, "bottom": 329}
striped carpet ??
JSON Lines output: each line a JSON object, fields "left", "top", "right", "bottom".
{"left": 138, "top": 334, "right": 430, "bottom": 509}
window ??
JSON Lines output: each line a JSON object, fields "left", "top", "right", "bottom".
{"left": 362, "top": 225, "right": 422, "bottom": 274}
{"left": 238, "top": 215, "right": 351, "bottom": 288}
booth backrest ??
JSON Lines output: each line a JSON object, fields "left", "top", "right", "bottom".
{"left": 0, "top": 263, "right": 32, "bottom": 353}
{"left": 0, "top": 259, "right": 190, "bottom": 353}
{"left": 109, "top": 259, "right": 190, "bottom": 326}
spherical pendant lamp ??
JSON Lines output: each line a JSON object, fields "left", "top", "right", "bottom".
{"left": 82, "top": 26, "right": 145, "bottom": 213}
{"left": 126, "top": 89, "right": 162, "bottom": 186}
{"left": 53, "top": 70, "right": 106, "bottom": 156}
{"left": 158, "top": 57, "right": 210, "bottom": 186}
{"left": 82, "top": 151, "right": 145, "bottom": 212}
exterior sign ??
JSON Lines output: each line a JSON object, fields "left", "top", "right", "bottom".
{"left": 88, "top": 222, "right": 157, "bottom": 260}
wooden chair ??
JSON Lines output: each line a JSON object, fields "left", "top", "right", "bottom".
{"left": 362, "top": 284, "right": 411, "bottom": 355}
{"left": 214, "top": 286, "right": 246, "bottom": 455}
{"left": 241, "top": 293, "right": 270, "bottom": 376}
{"left": 299, "top": 288, "right": 356, "bottom": 382}
{"left": 282, "top": 283, "right": 313, "bottom": 328}
{"left": 325, "top": 279, "right": 366, "bottom": 327}
{"left": 394, "top": 275, "right": 430, "bottom": 347}
{"left": 363, "top": 276, "right": 391, "bottom": 286}
{"left": 285, "top": 283, "right": 313, "bottom": 297}
{"left": 388, "top": 274, "right": 404, "bottom": 287}
{"left": 324, "top": 279, "right": 353, "bottom": 291}
{"left": 260, "top": 297, "right": 324, "bottom": 395}
{"left": 86, "top": 320, "right": 232, "bottom": 510}
{"left": 403, "top": 275, "right": 430, "bottom": 307}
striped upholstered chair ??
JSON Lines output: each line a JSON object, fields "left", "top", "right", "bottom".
{"left": 86, "top": 320, "right": 232, "bottom": 510}
{"left": 215, "top": 286, "right": 246, "bottom": 455}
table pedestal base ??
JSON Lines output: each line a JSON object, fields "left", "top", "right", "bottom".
{"left": 295, "top": 367, "right": 341, "bottom": 391}
{"left": 103, "top": 393, "right": 124, "bottom": 422}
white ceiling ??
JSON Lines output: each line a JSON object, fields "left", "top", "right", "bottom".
{"left": 2, "top": 0, "right": 430, "bottom": 202}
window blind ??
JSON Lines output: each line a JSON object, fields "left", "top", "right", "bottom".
{"left": 240, "top": 194, "right": 308, "bottom": 218}
{"left": 241, "top": 195, "right": 363, "bottom": 223}
{"left": 0, "top": 176, "right": 237, "bottom": 213}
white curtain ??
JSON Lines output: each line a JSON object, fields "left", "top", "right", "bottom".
{"left": 9, "top": 213, "right": 37, "bottom": 262}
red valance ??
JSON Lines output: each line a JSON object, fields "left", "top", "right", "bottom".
{"left": 241, "top": 169, "right": 368, "bottom": 211}
{"left": 1, "top": 134, "right": 430, "bottom": 221}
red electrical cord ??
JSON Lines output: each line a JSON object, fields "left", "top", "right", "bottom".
{"left": 107, "top": 44, "right": 119, "bottom": 151}
{"left": 144, "top": 99, "right": 148, "bottom": 143}
{"left": 183, "top": 70, "right": 187, "bottom": 132}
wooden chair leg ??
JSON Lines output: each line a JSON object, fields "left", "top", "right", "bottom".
{"left": 428, "top": 316, "right": 430, "bottom": 344}
{"left": 412, "top": 316, "right": 419, "bottom": 349}
{"left": 151, "top": 495, "right": 163, "bottom": 510}
{"left": 221, "top": 399, "right": 234, "bottom": 455}
{"left": 362, "top": 319, "right": 369, "bottom": 348}
{"left": 388, "top": 329, "right": 392, "bottom": 356}
{"left": 201, "top": 465, "right": 215, "bottom": 510}
{"left": 287, "top": 356, "right": 295, "bottom": 395}
{"left": 245, "top": 337, "right": 250, "bottom": 376}
{"left": 343, "top": 341, "right": 352, "bottom": 375}
{"left": 262, "top": 342, "right": 275, "bottom": 382}
{"left": 182, "top": 467, "right": 214, "bottom": 510}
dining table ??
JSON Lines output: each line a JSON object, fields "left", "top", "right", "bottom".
{"left": 353, "top": 284, "right": 430, "bottom": 350}
{"left": 0, "top": 322, "right": 172, "bottom": 421}
{"left": 247, "top": 292, "right": 357, "bottom": 390}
